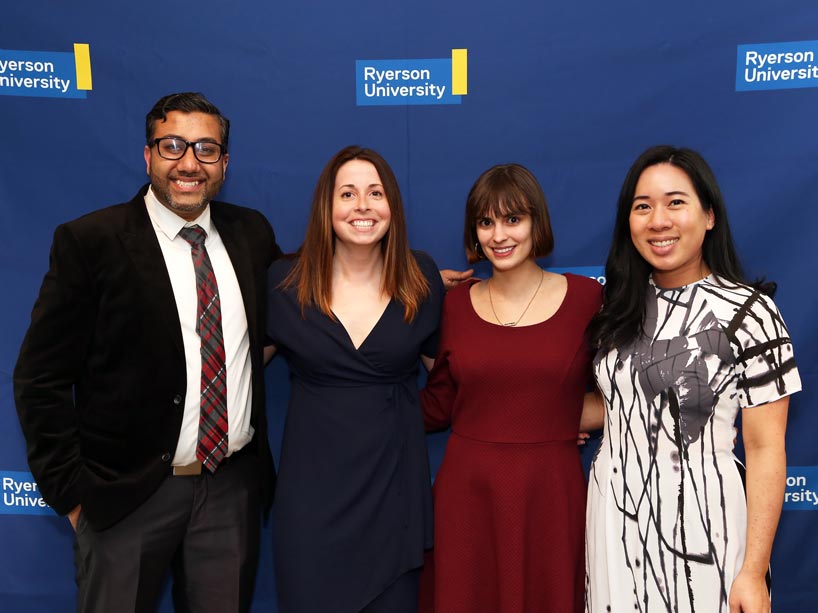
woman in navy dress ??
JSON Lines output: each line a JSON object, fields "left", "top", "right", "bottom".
{"left": 266, "top": 146, "right": 444, "bottom": 612}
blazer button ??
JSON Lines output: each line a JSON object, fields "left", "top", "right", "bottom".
{"left": 161, "top": 453, "right": 171, "bottom": 462}
{"left": 172, "top": 394, "right": 183, "bottom": 406}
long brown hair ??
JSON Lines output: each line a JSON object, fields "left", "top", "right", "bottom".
{"left": 283, "top": 145, "right": 429, "bottom": 321}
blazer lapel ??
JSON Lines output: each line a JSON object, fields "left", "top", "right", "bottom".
{"left": 119, "top": 188, "right": 185, "bottom": 361}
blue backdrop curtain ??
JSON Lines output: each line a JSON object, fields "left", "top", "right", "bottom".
{"left": 1, "top": 1, "right": 816, "bottom": 610}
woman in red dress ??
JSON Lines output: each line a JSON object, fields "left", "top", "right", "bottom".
{"left": 420, "top": 164, "right": 602, "bottom": 612}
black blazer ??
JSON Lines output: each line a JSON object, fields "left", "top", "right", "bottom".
{"left": 14, "top": 185, "right": 281, "bottom": 530}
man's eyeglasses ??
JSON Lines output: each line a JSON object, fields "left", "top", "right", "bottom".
{"left": 149, "top": 137, "right": 226, "bottom": 164}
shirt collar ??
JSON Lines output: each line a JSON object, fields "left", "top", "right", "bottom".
{"left": 144, "top": 186, "right": 212, "bottom": 242}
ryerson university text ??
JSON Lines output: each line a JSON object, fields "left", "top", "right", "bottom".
{"left": 361, "top": 67, "right": 448, "bottom": 100}
{"left": 0, "top": 59, "right": 72, "bottom": 93}
{"left": 743, "top": 49, "right": 818, "bottom": 83}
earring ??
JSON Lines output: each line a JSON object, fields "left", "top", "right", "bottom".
{"left": 475, "top": 242, "right": 484, "bottom": 259}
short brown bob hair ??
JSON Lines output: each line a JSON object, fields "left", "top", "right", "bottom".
{"left": 463, "top": 163, "right": 554, "bottom": 264}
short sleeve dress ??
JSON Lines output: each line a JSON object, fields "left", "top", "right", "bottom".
{"left": 586, "top": 275, "right": 802, "bottom": 613}
{"left": 420, "top": 273, "right": 603, "bottom": 613}
{"left": 267, "top": 251, "right": 444, "bottom": 613}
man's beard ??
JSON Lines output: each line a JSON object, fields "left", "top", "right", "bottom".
{"left": 155, "top": 185, "right": 211, "bottom": 216}
{"left": 150, "top": 171, "right": 224, "bottom": 218}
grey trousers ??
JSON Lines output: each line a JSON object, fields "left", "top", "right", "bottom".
{"left": 73, "top": 453, "right": 261, "bottom": 613}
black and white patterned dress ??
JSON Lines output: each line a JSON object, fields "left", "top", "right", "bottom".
{"left": 586, "top": 275, "right": 801, "bottom": 613}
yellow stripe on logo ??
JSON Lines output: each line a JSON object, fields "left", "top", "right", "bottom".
{"left": 451, "top": 48, "right": 468, "bottom": 96}
{"left": 73, "top": 43, "right": 92, "bottom": 91}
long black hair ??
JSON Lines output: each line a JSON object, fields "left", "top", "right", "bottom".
{"left": 588, "top": 145, "right": 773, "bottom": 352}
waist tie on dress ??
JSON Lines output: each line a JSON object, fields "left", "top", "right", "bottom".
{"left": 293, "top": 371, "right": 416, "bottom": 388}
{"left": 293, "top": 370, "right": 423, "bottom": 497}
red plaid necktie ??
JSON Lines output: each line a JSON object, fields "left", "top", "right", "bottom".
{"left": 178, "top": 225, "right": 228, "bottom": 472}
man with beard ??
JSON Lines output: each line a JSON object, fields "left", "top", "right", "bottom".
{"left": 14, "top": 92, "right": 280, "bottom": 612}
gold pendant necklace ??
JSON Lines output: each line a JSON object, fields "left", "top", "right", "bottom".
{"left": 487, "top": 270, "right": 545, "bottom": 327}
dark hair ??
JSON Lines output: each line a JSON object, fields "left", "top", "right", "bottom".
{"left": 282, "top": 145, "right": 429, "bottom": 322}
{"left": 463, "top": 163, "right": 554, "bottom": 264}
{"left": 145, "top": 92, "right": 230, "bottom": 150}
{"left": 589, "top": 145, "right": 773, "bottom": 351}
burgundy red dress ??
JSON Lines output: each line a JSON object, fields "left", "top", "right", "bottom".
{"left": 420, "top": 273, "right": 602, "bottom": 613}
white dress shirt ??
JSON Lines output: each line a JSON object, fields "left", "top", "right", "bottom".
{"left": 144, "top": 187, "right": 254, "bottom": 465}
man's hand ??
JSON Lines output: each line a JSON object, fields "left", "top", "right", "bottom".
{"left": 440, "top": 268, "right": 474, "bottom": 291}
{"left": 263, "top": 344, "right": 277, "bottom": 365}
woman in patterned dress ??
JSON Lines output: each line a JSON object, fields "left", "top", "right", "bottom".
{"left": 584, "top": 146, "right": 801, "bottom": 613}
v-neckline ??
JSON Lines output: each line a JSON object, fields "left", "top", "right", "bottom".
{"left": 332, "top": 299, "right": 393, "bottom": 351}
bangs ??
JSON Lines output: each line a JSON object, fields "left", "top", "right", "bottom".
{"left": 471, "top": 169, "right": 535, "bottom": 220}
{"left": 473, "top": 189, "right": 533, "bottom": 221}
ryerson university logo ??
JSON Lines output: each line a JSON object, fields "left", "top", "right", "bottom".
{"left": 784, "top": 466, "right": 818, "bottom": 511}
{"left": 356, "top": 49, "right": 467, "bottom": 106}
{"left": 736, "top": 39, "right": 818, "bottom": 92}
{"left": 0, "top": 471, "right": 52, "bottom": 516}
{"left": 0, "top": 43, "right": 92, "bottom": 99}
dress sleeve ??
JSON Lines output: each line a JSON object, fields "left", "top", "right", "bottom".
{"left": 414, "top": 250, "right": 445, "bottom": 359}
{"left": 733, "top": 290, "right": 802, "bottom": 408}
{"left": 421, "top": 292, "right": 457, "bottom": 431}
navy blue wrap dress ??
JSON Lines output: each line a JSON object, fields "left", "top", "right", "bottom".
{"left": 267, "top": 251, "right": 443, "bottom": 612}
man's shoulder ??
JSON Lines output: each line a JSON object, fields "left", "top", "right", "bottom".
{"left": 68, "top": 201, "right": 132, "bottom": 226}
{"left": 210, "top": 199, "right": 277, "bottom": 251}
{"left": 209, "top": 198, "right": 268, "bottom": 224}
{"left": 58, "top": 186, "right": 148, "bottom": 235}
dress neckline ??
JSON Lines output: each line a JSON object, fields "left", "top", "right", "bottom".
{"left": 464, "top": 274, "right": 571, "bottom": 329}
{"left": 649, "top": 273, "right": 715, "bottom": 293}
{"left": 331, "top": 299, "right": 393, "bottom": 351}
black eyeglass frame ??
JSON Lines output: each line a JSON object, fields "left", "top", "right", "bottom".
{"left": 148, "top": 137, "right": 227, "bottom": 164}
